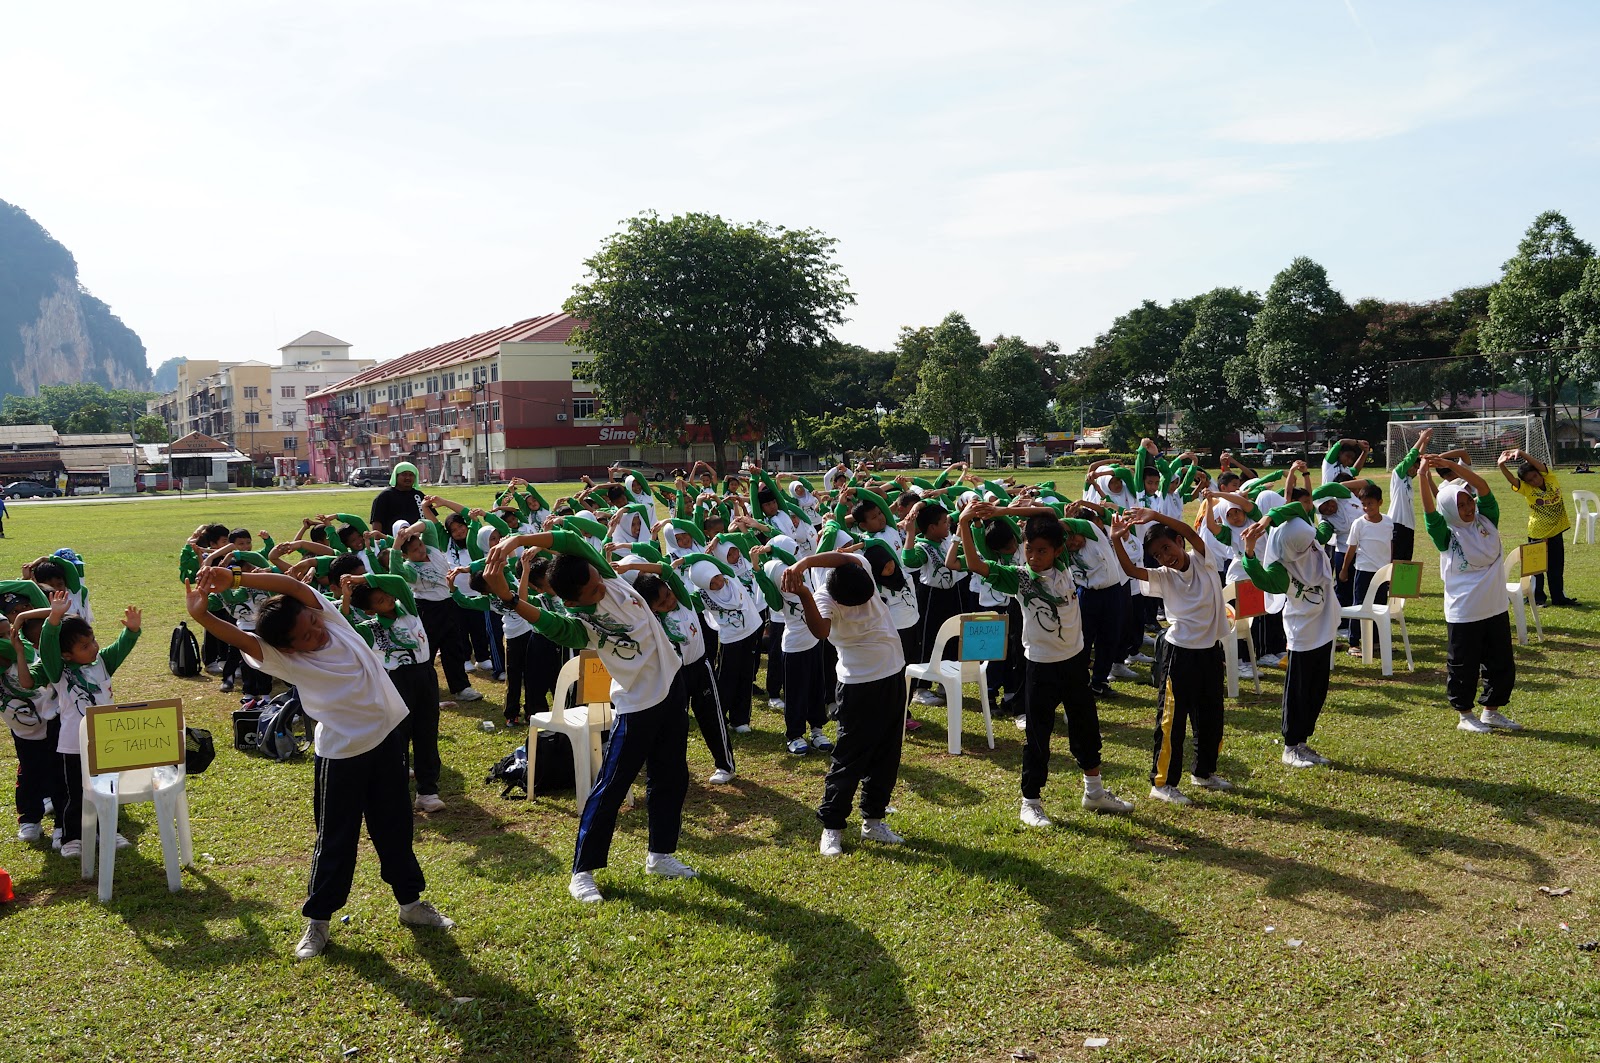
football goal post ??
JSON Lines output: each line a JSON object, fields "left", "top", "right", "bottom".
{"left": 1387, "top": 414, "right": 1552, "bottom": 471}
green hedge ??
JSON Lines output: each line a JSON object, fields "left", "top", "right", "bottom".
{"left": 1052, "top": 452, "right": 1137, "bottom": 469}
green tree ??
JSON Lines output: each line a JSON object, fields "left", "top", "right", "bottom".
{"left": 0, "top": 381, "right": 157, "bottom": 431}
{"left": 975, "top": 335, "right": 1051, "bottom": 461}
{"left": 1059, "top": 298, "right": 1195, "bottom": 438}
{"left": 903, "top": 312, "right": 984, "bottom": 460}
{"left": 1245, "top": 257, "right": 1350, "bottom": 460}
{"left": 811, "top": 343, "right": 897, "bottom": 413}
{"left": 563, "top": 211, "right": 853, "bottom": 472}
{"left": 1172, "top": 287, "right": 1261, "bottom": 458}
{"left": 1481, "top": 210, "right": 1596, "bottom": 441}
{"left": 794, "top": 408, "right": 881, "bottom": 459}
{"left": 134, "top": 413, "right": 169, "bottom": 443}
{"left": 1362, "top": 289, "right": 1499, "bottom": 415}
{"left": 879, "top": 411, "right": 929, "bottom": 456}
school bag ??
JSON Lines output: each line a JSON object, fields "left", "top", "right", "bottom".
{"left": 255, "top": 689, "right": 310, "bottom": 761}
{"left": 169, "top": 622, "right": 201, "bottom": 677}
{"left": 485, "top": 745, "right": 528, "bottom": 798}
{"left": 484, "top": 732, "right": 576, "bottom": 797}
{"left": 184, "top": 727, "right": 216, "bottom": 774}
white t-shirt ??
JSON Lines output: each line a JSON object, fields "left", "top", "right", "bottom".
{"left": 985, "top": 562, "right": 1084, "bottom": 663}
{"left": 1345, "top": 515, "right": 1394, "bottom": 573}
{"left": 53, "top": 657, "right": 117, "bottom": 756}
{"left": 659, "top": 601, "right": 706, "bottom": 666}
{"left": 445, "top": 537, "right": 475, "bottom": 595}
{"left": 1, "top": 659, "right": 53, "bottom": 741}
{"left": 541, "top": 577, "right": 680, "bottom": 714}
{"left": 360, "top": 612, "right": 431, "bottom": 671}
{"left": 1067, "top": 529, "right": 1125, "bottom": 591}
{"left": 408, "top": 546, "right": 453, "bottom": 601}
{"left": 247, "top": 598, "right": 410, "bottom": 759}
{"left": 763, "top": 559, "right": 819, "bottom": 654}
{"left": 1387, "top": 475, "right": 1415, "bottom": 530}
{"left": 1146, "top": 556, "right": 1230, "bottom": 650}
{"left": 814, "top": 554, "right": 905, "bottom": 684}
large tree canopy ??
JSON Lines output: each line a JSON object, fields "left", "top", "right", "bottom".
{"left": 563, "top": 211, "right": 854, "bottom": 471}
{"left": 1245, "top": 256, "right": 1350, "bottom": 458}
{"left": 1172, "top": 287, "right": 1261, "bottom": 458}
{"left": 903, "top": 312, "right": 985, "bottom": 460}
{"left": 975, "top": 335, "right": 1052, "bottom": 456}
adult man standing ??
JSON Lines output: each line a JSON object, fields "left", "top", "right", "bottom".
{"left": 369, "top": 462, "right": 425, "bottom": 535}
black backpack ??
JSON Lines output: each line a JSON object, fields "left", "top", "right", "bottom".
{"left": 169, "top": 622, "right": 201, "bottom": 677}
{"left": 255, "top": 689, "right": 310, "bottom": 761}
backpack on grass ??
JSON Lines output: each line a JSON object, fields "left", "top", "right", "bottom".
{"left": 169, "top": 622, "right": 201, "bottom": 677}
{"left": 256, "top": 689, "right": 310, "bottom": 761}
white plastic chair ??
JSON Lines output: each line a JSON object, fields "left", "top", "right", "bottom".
{"left": 1505, "top": 549, "right": 1543, "bottom": 645}
{"left": 1573, "top": 490, "right": 1599, "bottom": 545}
{"left": 1337, "top": 563, "right": 1414, "bottom": 676}
{"left": 1222, "top": 584, "right": 1262, "bottom": 698}
{"left": 77, "top": 719, "right": 192, "bottom": 902}
{"left": 904, "top": 613, "right": 994, "bottom": 755}
{"left": 527, "top": 656, "right": 614, "bottom": 809}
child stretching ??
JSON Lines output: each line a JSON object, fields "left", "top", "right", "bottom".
{"left": 1339, "top": 483, "right": 1393, "bottom": 655}
{"left": 483, "top": 532, "right": 697, "bottom": 903}
{"left": 957, "top": 503, "right": 1134, "bottom": 827}
{"left": 1, "top": 584, "right": 63, "bottom": 846}
{"left": 185, "top": 567, "right": 453, "bottom": 959}
{"left": 1421, "top": 456, "right": 1522, "bottom": 733}
{"left": 33, "top": 591, "right": 142, "bottom": 858}
{"left": 1239, "top": 469, "right": 1339, "bottom": 769}
{"left": 1497, "top": 449, "right": 1576, "bottom": 607}
{"left": 1109, "top": 509, "right": 1232, "bottom": 805}
{"left": 781, "top": 550, "right": 908, "bottom": 856}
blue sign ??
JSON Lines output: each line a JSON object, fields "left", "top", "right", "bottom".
{"left": 959, "top": 614, "right": 1009, "bottom": 661}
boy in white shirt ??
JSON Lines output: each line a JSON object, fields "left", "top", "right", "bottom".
{"left": 185, "top": 567, "right": 453, "bottom": 960}
{"left": 1339, "top": 483, "right": 1393, "bottom": 655}
{"left": 957, "top": 503, "right": 1134, "bottom": 827}
{"left": 1109, "top": 509, "right": 1233, "bottom": 805}
{"left": 781, "top": 551, "right": 907, "bottom": 857}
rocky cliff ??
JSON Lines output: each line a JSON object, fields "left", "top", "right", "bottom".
{"left": 0, "top": 199, "right": 150, "bottom": 397}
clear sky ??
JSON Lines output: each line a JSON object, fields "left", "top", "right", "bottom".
{"left": 2, "top": 1, "right": 1596, "bottom": 371}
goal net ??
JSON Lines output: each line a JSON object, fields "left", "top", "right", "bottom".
{"left": 1387, "top": 415, "right": 1552, "bottom": 472}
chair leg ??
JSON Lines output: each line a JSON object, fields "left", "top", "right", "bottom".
{"left": 1224, "top": 633, "right": 1239, "bottom": 699}
{"left": 1399, "top": 612, "right": 1414, "bottom": 672}
{"left": 155, "top": 793, "right": 183, "bottom": 893}
{"left": 81, "top": 801, "right": 97, "bottom": 881}
{"left": 1361, "top": 619, "right": 1374, "bottom": 665}
{"left": 175, "top": 788, "right": 193, "bottom": 866}
{"left": 1377, "top": 620, "right": 1393, "bottom": 677}
{"left": 1511, "top": 596, "right": 1527, "bottom": 645}
{"left": 1531, "top": 601, "right": 1544, "bottom": 641}
{"left": 97, "top": 808, "right": 118, "bottom": 902}
{"left": 978, "top": 662, "right": 995, "bottom": 750}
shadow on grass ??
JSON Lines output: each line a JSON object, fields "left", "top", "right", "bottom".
{"left": 1364, "top": 764, "right": 1600, "bottom": 833}
{"left": 608, "top": 872, "right": 920, "bottom": 1063}
{"left": 881, "top": 837, "right": 1182, "bottom": 968}
{"left": 329, "top": 934, "right": 579, "bottom": 1063}
{"left": 412, "top": 791, "right": 565, "bottom": 882}
{"left": 896, "top": 761, "right": 988, "bottom": 807}
{"left": 117, "top": 868, "right": 279, "bottom": 969}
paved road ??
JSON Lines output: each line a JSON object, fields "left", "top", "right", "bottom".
{"left": 2, "top": 486, "right": 382, "bottom": 508}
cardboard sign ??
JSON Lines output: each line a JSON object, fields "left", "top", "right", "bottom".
{"left": 578, "top": 650, "right": 613, "bottom": 704}
{"left": 1389, "top": 560, "right": 1424, "bottom": 598}
{"left": 86, "top": 699, "right": 184, "bottom": 775}
{"left": 1520, "top": 541, "right": 1548, "bottom": 578}
{"left": 1231, "top": 580, "right": 1266, "bottom": 619}
{"left": 958, "top": 613, "right": 1009, "bottom": 662}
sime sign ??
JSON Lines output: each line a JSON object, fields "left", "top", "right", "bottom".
{"left": 597, "top": 427, "right": 639, "bottom": 442}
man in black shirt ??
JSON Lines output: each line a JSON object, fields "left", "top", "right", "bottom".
{"left": 369, "top": 461, "right": 425, "bottom": 535}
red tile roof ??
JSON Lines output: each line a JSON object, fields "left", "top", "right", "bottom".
{"left": 330, "top": 313, "right": 578, "bottom": 392}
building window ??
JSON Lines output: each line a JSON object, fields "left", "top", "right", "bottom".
{"left": 402, "top": 381, "right": 413, "bottom": 398}
{"left": 281, "top": 385, "right": 296, "bottom": 398}
{"left": 244, "top": 412, "right": 260, "bottom": 425}
{"left": 306, "top": 385, "right": 319, "bottom": 395}
{"left": 491, "top": 401, "right": 500, "bottom": 422}
{"left": 490, "top": 364, "right": 499, "bottom": 382}
{"left": 444, "top": 372, "right": 455, "bottom": 390}
{"left": 243, "top": 385, "right": 259, "bottom": 399}
{"left": 571, "top": 361, "right": 588, "bottom": 380}
{"left": 388, "top": 386, "right": 399, "bottom": 402}
{"left": 282, "top": 411, "right": 297, "bottom": 426}
{"left": 572, "top": 398, "right": 596, "bottom": 419}
{"left": 320, "top": 350, "right": 330, "bottom": 358}
{"left": 284, "top": 437, "right": 298, "bottom": 451}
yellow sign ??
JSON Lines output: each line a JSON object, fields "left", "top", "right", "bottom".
{"left": 86, "top": 699, "right": 184, "bottom": 775}
{"left": 578, "top": 650, "right": 613, "bottom": 705}
{"left": 1520, "top": 541, "right": 1548, "bottom": 578}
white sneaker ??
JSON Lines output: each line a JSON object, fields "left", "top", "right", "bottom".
{"left": 1281, "top": 743, "right": 1317, "bottom": 768}
{"left": 414, "top": 793, "right": 446, "bottom": 813}
{"left": 1457, "top": 712, "right": 1493, "bottom": 734}
{"left": 17, "top": 822, "right": 42, "bottom": 843}
{"left": 1480, "top": 709, "right": 1524, "bottom": 731}
{"left": 819, "top": 828, "right": 844, "bottom": 857}
{"left": 1258, "top": 653, "right": 1283, "bottom": 668}
{"left": 454, "top": 687, "right": 484, "bottom": 702}
{"left": 861, "top": 819, "right": 904, "bottom": 845}
{"left": 475, "top": 660, "right": 495, "bottom": 673}
{"left": 786, "top": 737, "right": 811, "bottom": 755}
{"left": 1109, "top": 662, "right": 1139, "bottom": 680}
{"left": 398, "top": 899, "right": 456, "bottom": 927}
{"left": 1191, "top": 774, "right": 1235, "bottom": 791}
{"left": 1082, "top": 787, "right": 1134, "bottom": 814}
{"left": 1019, "top": 799, "right": 1053, "bottom": 828}
{"left": 1143, "top": 633, "right": 1157, "bottom": 647}
{"left": 1300, "top": 746, "right": 1331, "bottom": 766}
{"left": 41, "top": 797, "right": 53, "bottom": 815}
{"left": 1149, "top": 784, "right": 1192, "bottom": 806}
{"left": 60, "top": 840, "right": 82, "bottom": 858}
{"left": 1013, "top": 715, "right": 1027, "bottom": 731}
{"left": 568, "top": 871, "right": 604, "bottom": 903}
{"left": 51, "top": 827, "right": 61, "bottom": 850}
{"left": 768, "top": 697, "right": 786, "bottom": 711}
{"left": 205, "top": 661, "right": 225, "bottom": 675}
{"left": 645, "top": 852, "right": 697, "bottom": 878}
{"left": 295, "top": 919, "right": 330, "bottom": 960}
{"left": 912, "top": 689, "right": 944, "bottom": 706}
{"left": 809, "top": 729, "right": 834, "bottom": 753}
{"left": 1237, "top": 662, "right": 1256, "bottom": 680}
{"left": 1126, "top": 652, "right": 1155, "bottom": 665}
{"left": 733, "top": 724, "right": 753, "bottom": 734}
{"left": 707, "top": 768, "right": 735, "bottom": 785}
{"left": 114, "top": 833, "right": 131, "bottom": 850}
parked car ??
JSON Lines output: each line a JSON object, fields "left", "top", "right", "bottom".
{"left": 136, "top": 472, "right": 171, "bottom": 492}
{"left": 1, "top": 481, "right": 62, "bottom": 499}
{"left": 347, "top": 466, "right": 392, "bottom": 487}
{"left": 608, "top": 459, "right": 666, "bottom": 482}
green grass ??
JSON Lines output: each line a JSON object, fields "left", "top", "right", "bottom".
{"left": 3, "top": 477, "right": 1600, "bottom": 1062}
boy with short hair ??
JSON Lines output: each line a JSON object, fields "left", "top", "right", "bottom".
{"left": 1340, "top": 483, "right": 1393, "bottom": 655}
{"left": 185, "top": 566, "right": 453, "bottom": 959}
{"left": 781, "top": 549, "right": 906, "bottom": 856}
{"left": 957, "top": 503, "right": 1134, "bottom": 827}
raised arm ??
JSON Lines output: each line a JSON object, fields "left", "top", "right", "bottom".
{"left": 184, "top": 570, "right": 263, "bottom": 659}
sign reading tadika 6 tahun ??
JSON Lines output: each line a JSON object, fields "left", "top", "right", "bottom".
{"left": 86, "top": 699, "right": 185, "bottom": 775}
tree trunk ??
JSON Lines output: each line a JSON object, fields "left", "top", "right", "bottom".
{"left": 1302, "top": 396, "right": 1311, "bottom": 464}
{"left": 711, "top": 424, "right": 730, "bottom": 478}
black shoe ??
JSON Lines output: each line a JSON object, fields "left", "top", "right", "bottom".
{"left": 1552, "top": 597, "right": 1579, "bottom": 606}
{"left": 1089, "top": 682, "right": 1116, "bottom": 698}
{"left": 219, "top": 680, "right": 234, "bottom": 693}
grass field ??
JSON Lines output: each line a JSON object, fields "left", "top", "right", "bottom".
{"left": 2, "top": 473, "right": 1599, "bottom": 1063}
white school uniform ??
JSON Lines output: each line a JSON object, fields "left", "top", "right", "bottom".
{"left": 813, "top": 554, "right": 905, "bottom": 684}
{"left": 1346, "top": 515, "right": 1394, "bottom": 573}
